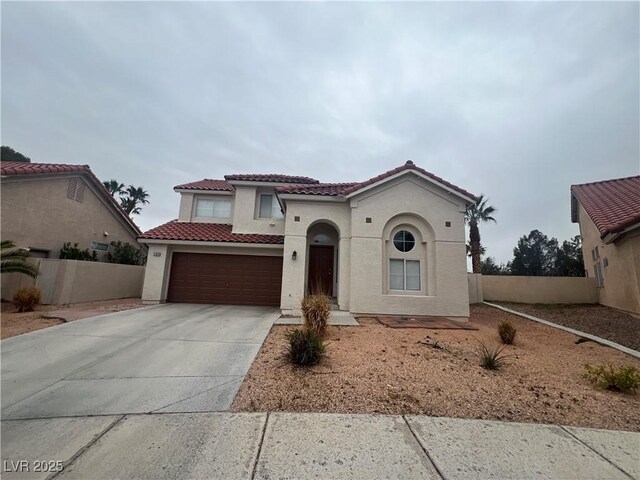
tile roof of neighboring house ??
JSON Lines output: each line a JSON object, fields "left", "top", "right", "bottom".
{"left": 224, "top": 173, "right": 320, "bottom": 184}
{"left": 571, "top": 175, "right": 640, "bottom": 238}
{"left": 173, "top": 179, "right": 233, "bottom": 191}
{"left": 1, "top": 161, "right": 91, "bottom": 176}
{"left": 0, "top": 160, "right": 142, "bottom": 235}
{"left": 341, "top": 161, "right": 477, "bottom": 201}
{"left": 139, "top": 220, "right": 285, "bottom": 244}
{"left": 276, "top": 183, "right": 359, "bottom": 196}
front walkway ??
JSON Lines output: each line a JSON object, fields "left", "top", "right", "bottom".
{"left": 2, "top": 412, "right": 637, "bottom": 479}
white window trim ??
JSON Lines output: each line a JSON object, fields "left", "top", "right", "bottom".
{"left": 389, "top": 258, "right": 421, "bottom": 291}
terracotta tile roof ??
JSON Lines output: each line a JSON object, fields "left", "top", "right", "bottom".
{"left": 1, "top": 161, "right": 91, "bottom": 176}
{"left": 139, "top": 220, "right": 284, "bottom": 244}
{"left": 341, "top": 161, "right": 477, "bottom": 201}
{"left": 276, "top": 183, "right": 359, "bottom": 196}
{"left": 174, "top": 179, "right": 233, "bottom": 191}
{"left": 571, "top": 175, "right": 640, "bottom": 238}
{"left": 225, "top": 173, "right": 319, "bottom": 184}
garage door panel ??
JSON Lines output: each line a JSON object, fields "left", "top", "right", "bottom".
{"left": 167, "top": 253, "right": 283, "bottom": 307}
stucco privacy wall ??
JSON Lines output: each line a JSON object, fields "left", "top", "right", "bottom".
{"left": 280, "top": 175, "right": 470, "bottom": 318}
{"left": 577, "top": 203, "right": 640, "bottom": 314}
{"left": 1, "top": 260, "right": 144, "bottom": 304}
{"left": 141, "top": 242, "right": 284, "bottom": 303}
{"left": 1, "top": 175, "right": 141, "bottom": 259}
{"left": 483, "top": 275, "right": 598, "bottom": 304}
{"left": 467, "top": 273, "right": 483, "bottom": 304}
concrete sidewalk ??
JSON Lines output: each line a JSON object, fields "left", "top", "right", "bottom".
{"left": 2, "top": 412, "right": 638, "bottom": 480}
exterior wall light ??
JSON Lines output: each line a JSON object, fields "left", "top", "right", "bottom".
{"left": 292, "top": 250, "right": 297, "bottom": 260}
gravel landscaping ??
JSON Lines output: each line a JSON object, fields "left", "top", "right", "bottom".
{"left": 495, "top": 302, "right": 640, "bottom": 351}
{"left": 1, "top": 298, "right": 143, "bottom": 339}
{"left": 232, "top": 304, "right": 640, "bottom": 432}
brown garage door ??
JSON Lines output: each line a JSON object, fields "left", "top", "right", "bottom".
{"left": 167, "top": 253, "right": 283, "bottom": 307}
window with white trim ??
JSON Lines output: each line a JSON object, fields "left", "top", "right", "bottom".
{"left": 195, "top": 199, "right": 231, "bottom": 218}
{"left": 389, "top": 259, "right": 421, "bottom": 291}
{"left": 259, "top": 194, "right": 283, "bottom": 219}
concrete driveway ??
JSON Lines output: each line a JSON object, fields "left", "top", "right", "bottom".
{"left": 1, "top": 304, "right": 280, "bottom": 419}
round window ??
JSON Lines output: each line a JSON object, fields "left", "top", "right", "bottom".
{"left": 393, "top": 230, "right": 415, "bottom": 252}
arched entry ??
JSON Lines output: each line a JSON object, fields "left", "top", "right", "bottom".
{"left": 306, "top": 222, "right": 339, "bottom": 297}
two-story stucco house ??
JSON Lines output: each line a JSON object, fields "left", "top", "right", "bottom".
{"left": 571, "top": 175, "right": 640, "bottom": 315}
{"left": 140, "top": 161, "right": 477, "bottom": 319}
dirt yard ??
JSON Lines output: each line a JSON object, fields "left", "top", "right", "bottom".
{"left": 1, "top": 298, "right": 143, "bottom": 339}
{"left": 496, "top": 302, "right": 640, "bottom": 351}
{"left": 232, "top": 304, "right": 640, "bottom": 431}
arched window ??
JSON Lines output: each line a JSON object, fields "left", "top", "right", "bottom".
{"left": 385, "top": 221, "right": 431, "bottom": 295}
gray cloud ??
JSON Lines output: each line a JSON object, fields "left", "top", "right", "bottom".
{"left": 2, "top": 2, "right": 638, "bottom": 263}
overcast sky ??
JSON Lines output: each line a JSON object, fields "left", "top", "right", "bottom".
{"left": 2, "top": 2, "right": 638, "bottom": 264}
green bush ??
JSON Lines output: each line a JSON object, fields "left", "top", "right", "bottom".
{"left": 107, "top": 241, "right": 146, "bottom": 265}
{"left": 301, "top": 294, "right": 331, "bottom": 337}
{"left": 59, "top": 242, "right": 97, "bottom": 261}
{"left": 13, "top": 287, "right": 42, "bottom": 312}
{"left": 583, "top": 364, "right": 639, "bottom": 393}
{"left": 285, "top": 328, "right": 325, "bottom": 366}
{"left": 497, "top": 320, "right": 517, "bottom": 344}
{"left": 477, "top": 342, "right": 508, "bottom": 370}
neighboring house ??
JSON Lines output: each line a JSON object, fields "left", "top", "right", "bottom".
{"left": 571, "top": 175, "right": 640, "bottom": 315}
{"left": 140, "top": 161, "right": 477, "bottom": 319}
{"left": 1, "top": 161, "right": 143, "bottom": 260}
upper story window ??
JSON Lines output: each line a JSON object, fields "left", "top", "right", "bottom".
{"left": 259, "top": 194, "right": 283, "bottom": 219}
{"left": 195, "top": 199, "right": 231, "bottom": 218}
{"left": 393, "top": 230, "right": 415, "bottom": 252}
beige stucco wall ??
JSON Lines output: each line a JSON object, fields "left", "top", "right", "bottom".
{"left": 577, "top": 203, "right": 640, "bottom": 314}
{"left": 467, "top": 273, "right": 483, "bottom": 304}
{"left": 1, "top": 259, "right": 144, "bottom": 304}
{"left": 483, "top": 275, "right": 598, "bottom": 304}
{"left": 230, "top": 185, "right": 285, "bottom": 235}
{"left": 141, "top": 241, "right": 284, "bottom": 304}
{"left": 280, "top": 175, "right": 470, "bottom": 318}
{"left": 1, "top": 175, "right": 141, "bottom": 260}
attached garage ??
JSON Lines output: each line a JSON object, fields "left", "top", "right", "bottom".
{"left": 167, "top": 252, "right": 283, "bottom": 307}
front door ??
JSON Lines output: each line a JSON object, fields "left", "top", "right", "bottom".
{"left": 308, "top": 245, "right": 334, "bottom": 296}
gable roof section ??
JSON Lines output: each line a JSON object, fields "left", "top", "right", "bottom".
{"left": 1, "top": 161, "right": 142, "bottom": 235}
{"left": 225, "top": 173, "right": 319, "bottom": 184}
{"left": 275, "top": 161, "right": 477, "bottom": 203}
{"left": 174, "top": 179, "right": 233, "bottom": 191}
{"left": 342, "top": 161, "right": 477, "bottom": 202}
{"left": 571, "top": 175, "right": 640, "bottom": 239}
{"left": 139, "top": 220, "right": 284, "bottom": 244}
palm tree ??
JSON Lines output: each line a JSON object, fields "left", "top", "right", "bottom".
{"left": 120, "top": 185, "right": 150, "bottom": 215}
{"left": 0, "top": 241, "right": 39, "bottom": 277}
{"left": 103, "top": 179, "right": 125, "bottom": 197}
{"left": 465, "top": 195, "right": 497, "bottom": 274}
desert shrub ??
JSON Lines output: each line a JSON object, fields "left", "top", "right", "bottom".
{"left": 59, "top": 242, "right": 97, "bottom": 261}
{"left": 477, "top": 342, "right": 508, "bottom": 370}
{"left": 285, "top": 328, "right": 325, "bottom": 366}
{"left": 107, "top": 241, "right": 147, "bottom": 265}
{"left": 497, "top": 320, "right": 517, "bottom": 344}
{"left": 583, "top": 364, "right": 639, "bottom": 393}
{"left": 13, "top": 287, "right": 42, "bottom": 312}
{"left": 301, "top": 294, "right": 331, "bottom": 336}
